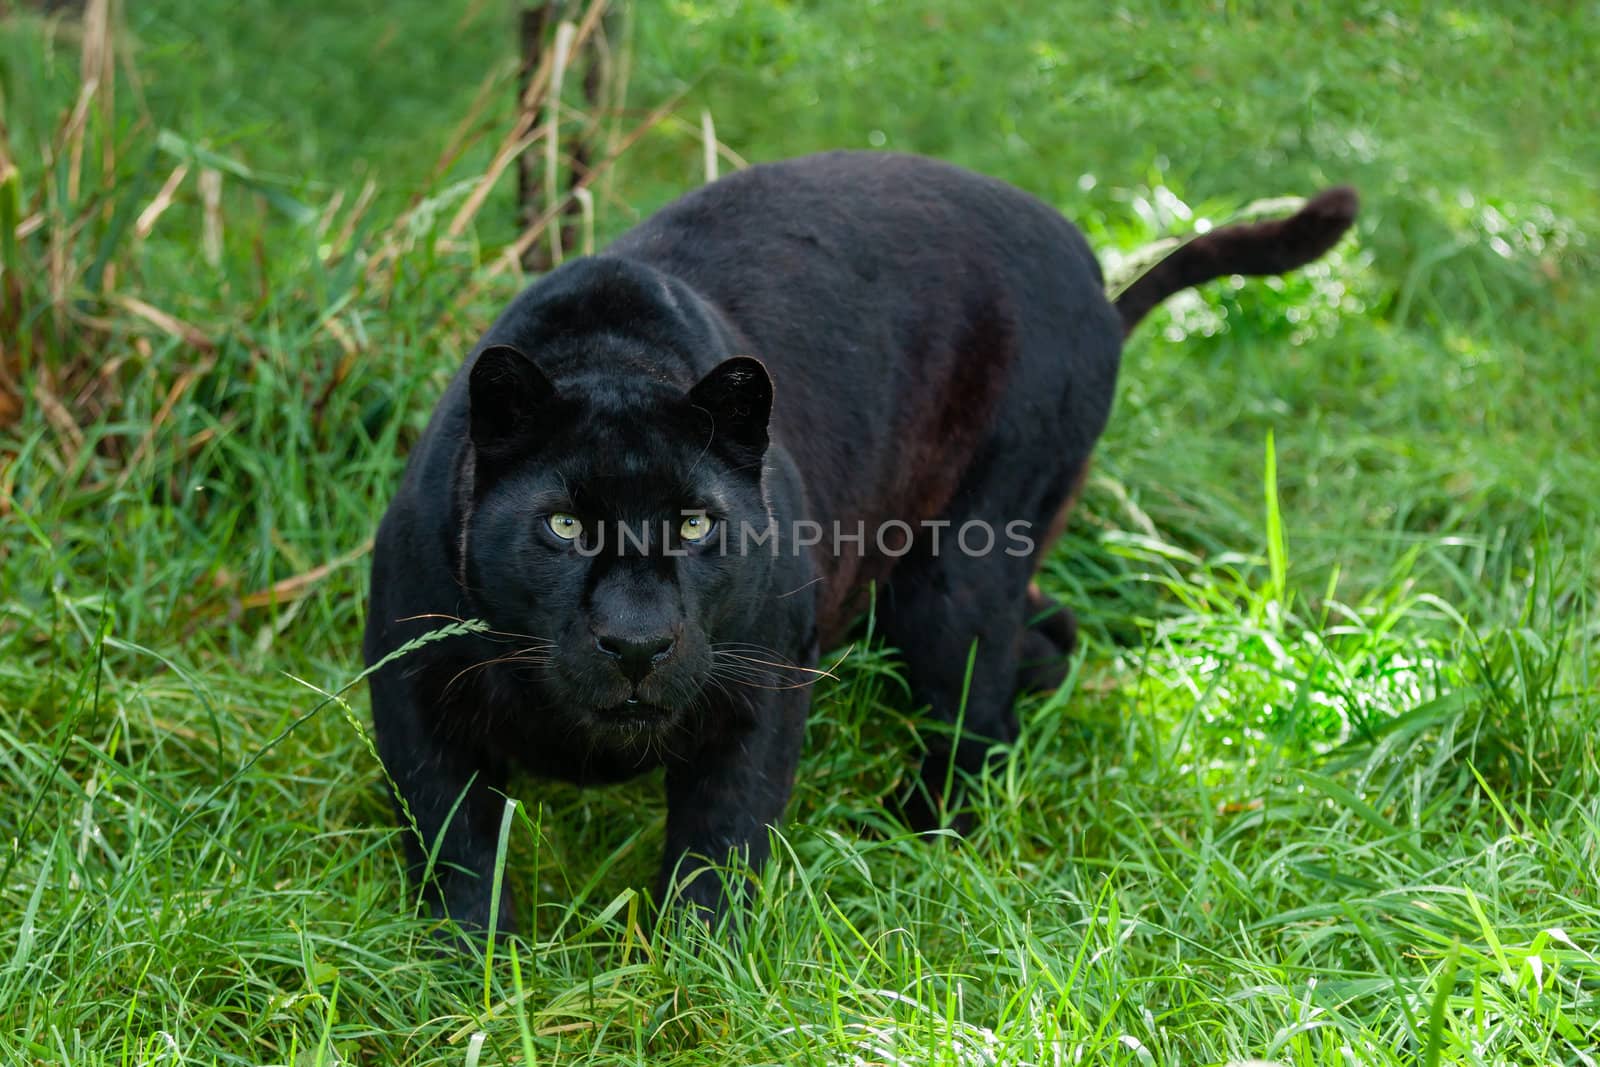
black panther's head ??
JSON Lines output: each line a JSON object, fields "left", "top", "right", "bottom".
{"left": 457, "top": 336, "right": 775, "bottom": 739}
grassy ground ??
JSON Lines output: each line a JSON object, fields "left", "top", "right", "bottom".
{"left": 3, "top": 1, "right": 1598, "bottom": 1063}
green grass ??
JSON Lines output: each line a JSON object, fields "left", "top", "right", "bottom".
{"left": 3, "top": 1, "right": 1598, "bottom": 1063}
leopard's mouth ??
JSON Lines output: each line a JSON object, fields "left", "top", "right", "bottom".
{"left": 596, "top": 699, "right": 671, "bottom": 725}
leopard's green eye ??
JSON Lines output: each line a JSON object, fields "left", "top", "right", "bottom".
{"left": 547, "top": 513, "right": 583, "bottom": 541}
{"left": 679, "top": 514, "right": 716, "bottom": 542}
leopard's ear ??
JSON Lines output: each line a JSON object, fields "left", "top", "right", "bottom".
{"left": 468, "top": 343, "right": 558, "bottom": 460}
{"left": 687, "top": 356, "right": 772, "bottom": 463}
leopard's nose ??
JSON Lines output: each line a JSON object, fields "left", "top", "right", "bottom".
{"left": 595, "top": 631, "right": 676, "bottom": 684}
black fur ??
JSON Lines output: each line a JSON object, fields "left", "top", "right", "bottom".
{"left": 363, "top": 151, "right": 1356, "bottom": 932}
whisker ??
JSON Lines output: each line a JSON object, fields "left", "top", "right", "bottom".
{"left": 776, "top": 576, "right": 825, "bottom": 599}
{"left": 704, "top": 674, "right": 735, "bottom": 704}
{"left": 711, "top": 641, "right": 796, "bottom": 657}
{"left": 715, "top": 652, "right": 841, "bottom": 682}
{"left": 707, "top": 664, "right": 824, "bottom": 692}
{"left": 443, "top": 646, "right": 553, "bottom": 692}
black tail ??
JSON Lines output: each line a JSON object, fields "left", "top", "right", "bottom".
{"left": 1114, "top": 186, "right": 1359, "bottom": 337}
